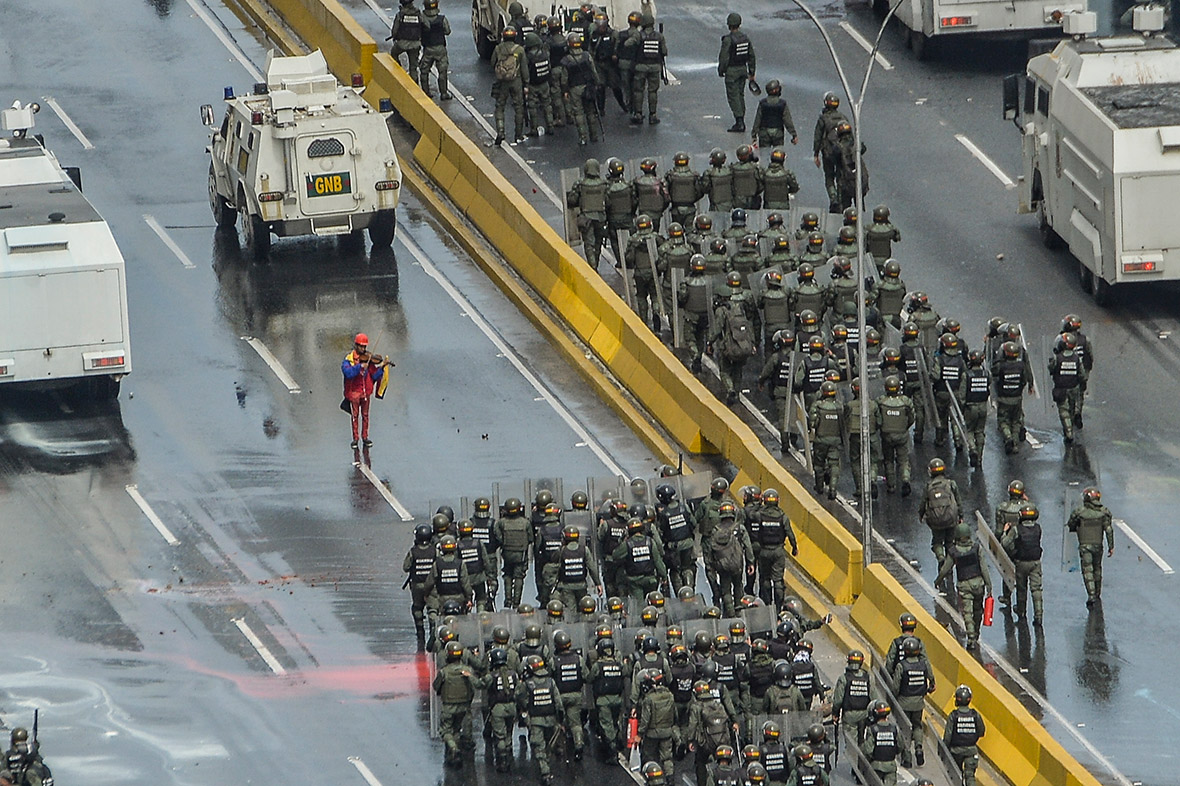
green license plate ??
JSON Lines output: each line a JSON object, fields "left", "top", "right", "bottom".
{"left": 306, "top": 172, "right": 352, "bottom": 197}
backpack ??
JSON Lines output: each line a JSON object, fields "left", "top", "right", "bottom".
{"left": 495, "top": 46, "right": 520, "bottom": 81}
{"left": 721, "top": 304, "right": 756, "bottom": 359}
{"left": 701, "top": 700, "right": 730, "bottom": 749}
{"left": 711, "top": 524, "right": 744, "bottom": 574}
{"left": 924, "top": 481, "right": 957, "bottom": 529}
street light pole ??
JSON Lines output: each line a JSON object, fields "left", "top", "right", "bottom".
{"left": 789, "top": 0, "right": 902, "bottom": 567}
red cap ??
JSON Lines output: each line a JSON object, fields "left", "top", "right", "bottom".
{"left": 354, "top": 333, "right": 369, "bottom": 346}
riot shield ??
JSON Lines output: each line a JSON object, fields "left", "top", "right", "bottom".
{"left": 627, "top": 477, "right": 653, "bottom": 508}
{"left": 1018, "top": 322, "right": 1041, "bottom": 399}
{"left": 913, "top": 347, "right": 942, "bottom": 431}
{"left": 843, "top": 726, "right": 889, "bottom": 786}
{"left": 741, "top": 605, "right": 777, "bottom": 640}
{"left": 1062, "top": 487, "right": 1080, "bottom": 573}
{"left": 682, "top": 617, "right": 720, "bottom": 647}
{"left": 789, "top": 392, "right": 814, "bottom": 473}
{"left": 666, "top": 593, "right": 706, "bottom": 623}
{"left": 677, "top": 473, "right": 713, "bottom": 505}
{"left": 619, "top": 626, "right": 654, "bottom": 658}
{"left": 943, "top": 380, "right": 969, "bottom": 446}
{"left": 492, "top": 481, "right": 526, "bottom": 518}
{"left": 671, "top": 267, "right": 684, "bottom": 348}
{"left": 554, "top": 622, "right": 593, "bottom": 656}
{"left": 784, "top": 708, "right": 824, "bottom": 742}
{"left": 565, "top": 509, "right": 596, "bottom": 542}
{"left": 560, "top": 166, "right": 582, "bottom": 248}
{"left": 479, "top": 611, "right": 514, "bottom": 651}
{"left": 645, "top": 236, "right": 668, "bottom": 326}
{"left": 452, "top": 613, "right": 483, "bottom": 651}
{"left": 588, "top": 475, "right": 625, "bottom": 508}
{"left": 617, "top": 229, "right": 636, "bottom": 310}
{"left": 524, "top": 478, "right": 565, "bottom": 512}
{"left": 974, "top": 510, "right": 1017, "bottom": 591}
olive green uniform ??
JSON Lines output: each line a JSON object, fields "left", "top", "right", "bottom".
{"left": 679, "top": 271, "right": 712, "bottom": 369}
{"left": 433, "top": 660, "right": 477, "bottom": 763}
{"left": 665, "top": 164, "right": 704, "bottom": 227}
{"left": 874, "top": 392, "right": 914, "bottom": 493}
{"left": 846, "top": 392, "right": 880, "bottom": 498}
{"left": 566, "top": 161, "right": 609, "bottom": 267}
{"left": 889, "top": 653, "right": 934, "bottom": 766}
{"left": 517, "top": 671, "right": 563, "bottom": 780}
{"left": 919, "top": 475, "right": 961, "bottom": 564}
{"left": 1067, "top": 499, "right": 1114, "bottom": 604}
{"left": 625, "top": 226, "right": 664, "bottom": 330}
{"left": 861, "top": 718, "right": 901, "bottom": 786}
{"left": 492, "top": 39, "right": 526, "bottom": 141}
{"left": 944, "top": 706, "right": 986, "bottom": 786}
{"left": 494, "top": 512, "right": 534, "bottom": 607}
{"left": 935, "top": 539, "right": 992, "bottom": 644}
{"left": 1001, "top": 518, "right": 1044, "bottom": 624}
{"left": 752, "top": 95, "right": 797, "bottom": 149}
{"left": 865, "top": 219, "right": 900, "bottom": 264}
{"left": 419, "top": 7, "right": 451, "bottom": 96}
{"left": 389, "top": 2, "right": 424, "bottom": 76}
{"left": 711, "top": 296, "right": 759, "bottom": 401}
{"left": 812, "top": 106, "right": 848, "bottom": 210}
{"left": 525, "top": 38, "right": 556, "bottom": 134}
{"left": 1049, "top": 347, "right": 1086, "bottom": 442}
{"left": 484, "top": 665, "right": 520, "bottom": 770}
{"left": 993, "top": 499, "right": 1023, "bottom": 605}
{"left": 991, "top": 355, "right": 1033, "bottom": 452}
{"left": 808, "top": 397, "right": 845, "bottom": 497}
{"left": 631, "top": 23, "right": 667, "bottom": 122}
{"left": 638, "top": 684, "right": 679, "bottom": 774}
{"left": 718, "top": 27, "right": 756, "bottom": 126}
{"left": 561, "top": 48, "right": 602, "bottom": 144}
{"left": 762, "top": 161, "right": 800, "bottom": 211}
{"left": 590, "top": 653, "right": 627, "bottom": 749}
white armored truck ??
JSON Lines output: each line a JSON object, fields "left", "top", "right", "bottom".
{"left": 0, "top": 101, "right": 131, "bottom": 400}
{"left": 885, "top": 0, "right": 1083, "bottom": 60}
{"left": 204, "top": 50, "right": 402, "bottom": 260}
{"left": 1003, "top": 7, "right": 1180, "bottom": 304}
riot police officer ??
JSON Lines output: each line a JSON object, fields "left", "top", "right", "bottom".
{"left": 812, "top": 92, "right": 848, "bottom": 213}
{"left": 633, "top": 158, "right": 670, "bottom": 232}
{"left": 1067, "top": 487, "right": 1114, "bottom": 607}
{"left": 731, "top": 145, "right": 765, "bottom": 210}
{"left": 434, "top": 641, "right": 477, "bottom": 766}
{"left": 718, "top": 13, "right": 757, "bottom": 132}
{"left": 495, "top": 497, "right": 533, "bottom": 607}
{"left": 590, "top": 637, "right": 626, "bottom": 752}
{"left": 1061, "top": 313, "right": 1093, "bottom": 425}
{"left": 517, "top": 655, "right": 563, "bottom": 785}
{"left": 874, "top": 375, "right": 914, "bottom": 496}
{"left": 1049, "top": 331, "right": 1086, "bottom": 444}
{"left": 612, "top": 517, "right": 668, "bottom": 600}
{"left": 680, "top": 255, "right": 713, "bottom": 373}
{"left": 456, "top": 519, "right": 491, "bottom": 610}
{"left": 935, "top": 522, "right": 992, "bottom": 647}
{"left": 758, "top": 329, "right": 797, "bottom": 451}
{"left": 752, "top": 80, "right": 797, "bottom": 149}
{"left": 567, "top": 157, "right": 609, "bottom": 268}
{"left": 484, "top": 647, "right": 519, "bottom": 771}
{"left": 636, "top": 669, "right": 679, "bottom": 775}
{"left": 961, "top": 349, "right": 990, "bottom": 467}
{"left": 860, "top": 701, "right": 900, "bottom": 786}
{"left": 631, "top": 12, "right": 667, "bottom": 124}
{"left": 1001, "top": 502, "right": 1044, "bottom": 626}
{"left": 553, "top": 524, "right": 602, "bottom": 608}
{"left": 426, "top": 535, "right": 472, "bottom": 625}
{"left": 932, "top": 333, "right": 967, "bottom": 452}
{"left": 920, "top": 458, "right": 961, "bottom": 565}
{"left": 762, "top": 149, "right": 800, "bottom": 211}
{"left": 552, "top": 630, "right": 589, "bottom": 759}
{"left": 389, "top": 0, "right": 424, "bottom": 75}
{"left": 701, "top": 148, "right": 735, "bottom": 212}
{"left": 524, "top": 32, "right": 555, "bottom": 135}
{"left": 755, "top": 489, "right": 796, "bottom": 605}
{"left": 865, "top": 204, "right": 900, "bottom": 262}
{"left": 666, "top": 152, "right": 704, "bottom": 227}
{"left": 403, "top": 523, "right": 436, "bottom": 639}
{"left": 890, "top": 636, "right": 934, "bottom": 767}
{"left": 992, "top": 341, "right": 1033, "bottom": 454}
{"left": 605, "top": 157, "right": 636, "bottom": 263}
{"left": 626, "top": 213, "right": 664, "bottom": 332}
{"left": 656, "top": 483, "right": 696, "bottom": 592}
{"left": 419, "top": 0, "right": 451, "bottom": 98}
{"left": 561, "top": 32, "right": 601, "bottom": 145}
{"left": 832, "top": 649, "right": 874, "bottom": 742}
{"left": 944, "top": 685, "right": 986, "bottom": 786}
{"left": 808, "top": 381, "right": 845, "bottom": 500}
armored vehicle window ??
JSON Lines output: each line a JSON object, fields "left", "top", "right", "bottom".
{"left": 1024, "top": 78, "right": 1036, "bottom": 115}
{"left": 248, "top": 131, "right": 256, "bottom": 151}
{"left": 1036, "top": 86, "right": 1049, "bottom": 115}
{"left": 237, "top": 148, "right": 249, "bottom": 175}
{"left": 219, "top": 111, "right": 231, "bottom": 139}
{"left": 236, "top": 120, "right": 243, "bottom": 139}
{"left": 308, "top": 138, "right": 345, "bottom": 158}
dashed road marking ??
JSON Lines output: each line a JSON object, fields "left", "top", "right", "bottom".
{"left": 241, "top": 336, "right": 302, "bottom": 393}
{"left": 232, "top": 617, "right": 287, "bottom": 674}
{"left": 955, "top": 133, "right": 1016, "bottom": 188}
{"left": 354, "top": 460, "right": 415, "bottom": 522}
{"left": 41, "top": 97, "right": 94, "bottom": 150}
{"left": 398, "top": 229, "right": 628, "bottom": 477}
{"left": 348, "top": 757, "right": 384, "bottom": 786}
{"left": 144, "top": 215, "right": 197, "bottom": 269}
{"left": 1114, "top": 518, "right": 1174, "bottom": 574}
{"left": 125, "top": 485, "right": 180, "bottom": 546}
{"left": 838, "top": 21, "right": 894, "bottom": 71}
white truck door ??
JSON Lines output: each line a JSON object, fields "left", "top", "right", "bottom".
{"left": 297, "top": 131, "right": 359, "bottom": 216}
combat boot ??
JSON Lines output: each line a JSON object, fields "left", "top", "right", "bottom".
{"left": 728, "top": 119, "right": 745, "bottom": 133}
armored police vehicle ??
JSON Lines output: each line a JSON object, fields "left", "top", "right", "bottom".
{"left": 1003, "top": 7, "right": 1180, "bottom": 304}
{"left": 204, "top": 50, "right": 402, "bottom": 260}
{"left": 471, "top": 0, "right": 654, "bottom": 59}
{"left": 0, "top": 101, "right": 131, "bottom": 400}
{"left": 884, "top": 0, "right": 1083, "bottom": 59}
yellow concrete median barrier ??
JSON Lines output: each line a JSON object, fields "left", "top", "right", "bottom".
{"left": 851, "top": 563, "right": 1102, "bottom": 786}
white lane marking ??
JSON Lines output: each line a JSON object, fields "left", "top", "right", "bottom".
{"left": 184, "top": 0, "right": 264, "bottom": 82}
{"left": 241, "top": 336, "right": 302, "bottom": 393}
{"left": 397, "top": 229, "right": 629, "bottom": 477}
{"left": 359, "top": 2, "right": 563, "bottom": 208}
{"left": 232, "top": 617, "right": 287, "bottom": 674}
{"left": 1114, "top": 518, "right": 1174, "bottom": 574}
{"left": 40, "top": 97, "right": 94, "bottom": 150}
{"left": 355, "top": 461, "right": 415, "bottom": 521}
{"left": 348, "top": 757, "right": 384, "bottom": 786}
{"left": 1025, "top": 430, "right": 1043, "bottom": 449}
{"left": 954, "top": 134, "right": 1016, "bottom": 188}
{"left": 144, "top": 215, "right": 197, "bottom": 269}
{"left": 125, "top": 485, "right": 180, "bottom": 546}
{"left": 838, "top": 21, "right": 894, "bottom": 71}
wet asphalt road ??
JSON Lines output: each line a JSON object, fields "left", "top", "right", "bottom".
{"left": 329, "top": 0, "right": 1180, "bottom": 781}
{"left": 0, "top": 1, "right": 665, "bottom": 784}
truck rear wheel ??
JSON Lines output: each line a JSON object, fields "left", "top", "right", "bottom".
{"left": 1037, "top": 202, "right": 1064, "bottom": 249}
{"left": 369, "top": 210, "right": 396, "bottom": 249}
{"left": 1077, "top": 259, "right": 1094, "bottom": 293}
{"left": 1091, "top": 272, "right": 1113, "bottom": 306}
{"left": 209, "top": 164, "right": 236, "bottom": 229}
{"left": 472, "top": 3, "right": 495, "bottom": 60}
{"left": 907, "top": 28, "right": 932, "bottom": 59}
{"left": 240, "top": 202, "right": 271, "bottom": 260}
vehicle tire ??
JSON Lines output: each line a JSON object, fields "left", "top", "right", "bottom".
{"left": 1037, "top": 201, "right": 1064, "bottom": 249}
{"left": 209, "top": 164, "right": 236, "bottom": 229}
{"left": 1077, "top": 259, "right": 1093, "bottom": 293}
{"left": 1091, "top": 272, "right": 1113, "bottom": 306}
{"left": 473, "top": 3, "right": 495, "bottom": 60}
{"left": 910, "top": 29, "right": 931, "bottom": 60}
{"left": 240, "top": 201, "right": 271, "bottom": 261}
{"left": 369, "top": 210, "right": 396, "bottom": 249}
{"left": 82, "top": 375, "right": 120, "bottom": 400}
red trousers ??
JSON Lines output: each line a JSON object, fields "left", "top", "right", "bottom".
{"left": 349, "top": 396, "right": 371, "bottom": 441}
